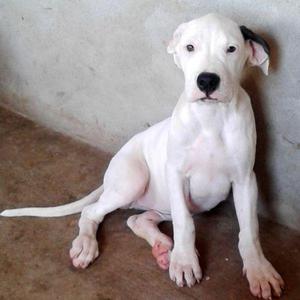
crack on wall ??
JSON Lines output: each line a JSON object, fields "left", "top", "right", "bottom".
{"left": 282, "top": 135, "right": 300, "bottom": 150}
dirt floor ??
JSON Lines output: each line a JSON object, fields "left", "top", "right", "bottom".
{"left": 0, "top": 106, "right": 299, "bottom": 300}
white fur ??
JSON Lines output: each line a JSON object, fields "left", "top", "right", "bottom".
{"left": 1, "top": 14, "right": 283, "bottom": 299}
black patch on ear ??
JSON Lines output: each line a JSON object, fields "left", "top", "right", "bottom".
{"left": 240, "top": 25, "right": 270, "bottom": 55}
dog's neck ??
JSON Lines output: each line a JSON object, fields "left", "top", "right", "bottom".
{"left": 169, "top": 88, "right": 241, "bottom": 145}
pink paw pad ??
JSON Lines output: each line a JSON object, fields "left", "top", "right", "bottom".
{"left": 152, "top": 241, "right": 172, "bottom": 270}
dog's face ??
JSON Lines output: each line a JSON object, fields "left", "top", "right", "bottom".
{"left": 167, "top": 14, "right": 270, "bottom": 103}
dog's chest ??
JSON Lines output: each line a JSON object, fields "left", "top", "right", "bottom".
{"left": 183, "top": 130, "right": 233, "bottom": 212}
{"left": 183, "top": 130, "right": 229, "bottom": 176}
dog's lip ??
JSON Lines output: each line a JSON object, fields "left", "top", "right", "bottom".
{"left": 199, "top": 96, "right": 219, "bottom": 102}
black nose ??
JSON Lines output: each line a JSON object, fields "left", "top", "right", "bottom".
{"left": 197, "top": 72, "right": 220, "bottom": 95}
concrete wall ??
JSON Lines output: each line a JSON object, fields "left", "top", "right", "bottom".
{"left": 0, "top": 1, "right": 299, "bottom": 230}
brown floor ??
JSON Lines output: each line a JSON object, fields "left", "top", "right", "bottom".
{"left": 0, "top": 106, "right": 299, "bottom": 300}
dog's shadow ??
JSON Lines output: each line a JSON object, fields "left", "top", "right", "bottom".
{"left": 242, "top": 32, "right": 280, "bottom": 220}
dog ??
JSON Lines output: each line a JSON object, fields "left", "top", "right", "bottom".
{"left": 1, "top": 13, "right": 284, "bottom": 299}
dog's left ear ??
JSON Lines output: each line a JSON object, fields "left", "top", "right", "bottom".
{"left": 240, "top": 25, "right": 270, "bottom": 75}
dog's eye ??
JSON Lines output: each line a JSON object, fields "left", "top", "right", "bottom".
{"left": 227, "top": 46, "right": 236, "bottom": 53}
{"left": 186, "top": 44, "right": 194, "bottom": 52}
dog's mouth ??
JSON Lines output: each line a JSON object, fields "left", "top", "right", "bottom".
{"left": 199, "top": 96, "right": 220, "bottom": 102}
{"left": 198, "top": 91, "right": 220, "bottom": 102}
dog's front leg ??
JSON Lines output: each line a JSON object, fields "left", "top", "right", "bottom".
{"left": 166, "top": 164, "right": 202, "bottom": 287}
{"left": 233, "top": 172, "right": 284, "bottom": 299}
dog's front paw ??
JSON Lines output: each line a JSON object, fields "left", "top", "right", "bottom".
{"left": 169, "top": 247, "right": 202, "bottom": 287}
{"left": 244, "top": 257, "right": 284, "bottom": 299}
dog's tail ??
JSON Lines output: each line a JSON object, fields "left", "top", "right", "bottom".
{"left": 0, "top": 185, "right": 104, "bottom": 218}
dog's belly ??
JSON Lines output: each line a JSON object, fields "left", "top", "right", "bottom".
{"left": 130, "top": 167, "right": 231, "bottom": 215}
{"left": 187, "top": 171, "right": 231, "bottom": 213}
{"left": 130, "top": 171, "right": 231, "bottom": 215}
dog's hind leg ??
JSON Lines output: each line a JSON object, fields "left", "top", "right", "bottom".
{"left": 70, "top": 150, "right": 149, "bottom": 269}
{"left": 127, "top": 210, "right": 173, "bottom": 270}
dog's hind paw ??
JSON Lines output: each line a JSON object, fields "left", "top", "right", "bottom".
{"left": 70, "top": 234, "right": 99, "bottom": 269}
{"left": 152, "top": 239, "right": 173, "bottom": 270}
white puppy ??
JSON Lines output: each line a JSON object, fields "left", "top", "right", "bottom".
{"left": 1, "top": 14, "right": 284, "bottom": 299}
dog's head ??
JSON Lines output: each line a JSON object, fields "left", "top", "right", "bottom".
{"left": 167, "top": 14, "right": 270, "bottom": 103}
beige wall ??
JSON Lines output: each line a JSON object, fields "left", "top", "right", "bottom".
{"left": 0, "top": 1, "right": 299, "bottom": 230}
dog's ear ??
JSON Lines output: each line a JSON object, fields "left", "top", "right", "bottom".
{"left": 240, "top": 25, "right": 270, "bottom": 75}
{"left": 167, "top": 22, "right": 188, "bottom": 68}
{"left": 167, "top": 22, "right": 187, "bottom": 54}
